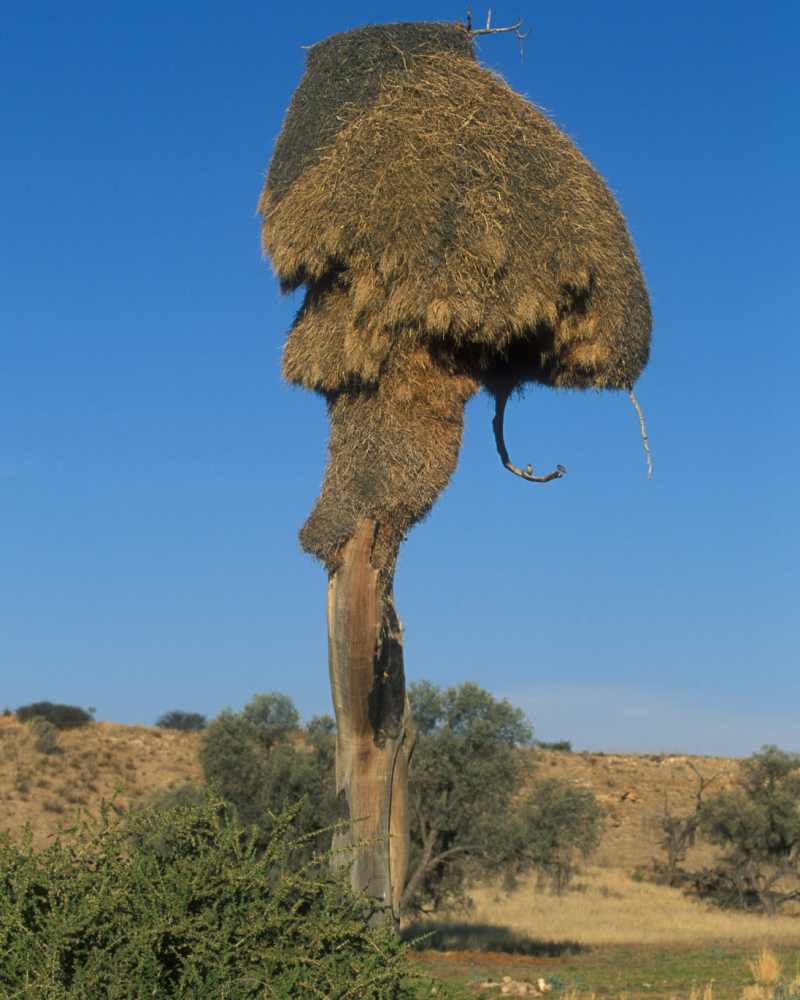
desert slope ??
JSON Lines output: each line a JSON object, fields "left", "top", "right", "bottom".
{"left": 1, "top": 713, "right": 740, "bottom": 871}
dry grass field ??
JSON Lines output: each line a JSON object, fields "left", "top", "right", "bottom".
{"left": 466, "top": 868, "right": 800, "bottom": 948}
{"left": 411, "top": 859, "right": 800, "bottom": 997}
{"left": 2, "top": 713, "right": 798, "bottom": 998}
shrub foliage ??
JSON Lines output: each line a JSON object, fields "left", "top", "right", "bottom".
{"left": 648, "top": 747, "right": 800, "bottom": 916}
{"left": 403, "top": 681, "right": 535, "bottom": 912}
{"left": 156, "top": 710, "right": 207, "bottom": 732}
{"left": 28, "top": 717, "right": 60, "bottom": 755}
{"left": 16, "top": 701, "right": 93, "bottom": 729}
{"left": 199, "top": 702, "right": 338, "bottom": 858}
{"left": 515, "top": 778, "right": 606, "bottom": 894}
{"left": 697, "top": 746, "right": 800, "bottom": 915}
{"left": 0, "top": 791, "right": 419, "bottom": 999}
{"left": 198, "top": 685, "right": 603, "bottom": 915}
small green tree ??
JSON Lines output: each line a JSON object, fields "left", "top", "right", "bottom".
{"left": 401, "top": 681, "right": 536, "bottom": 913}
{"left": 699, "top": 746, "right": 800, "bottom": 916}
{"left": 199, "top": 701, "right": 337, "bottom": 855}
{"left": 156, "top": 710, "right": 207, "bottom": 732}
{"left": 516, "top": 778, "right": 606, "bottom": 894}
{"left": 241, "top": 692, "right": 300, "bottom": 746}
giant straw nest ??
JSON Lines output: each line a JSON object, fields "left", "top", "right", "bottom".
{"left": 260, "top": 21, "right": 652, "bottom": 575}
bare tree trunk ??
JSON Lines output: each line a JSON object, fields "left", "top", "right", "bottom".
{"left": 326, "top": 518, "right": 415, "bottom": 928}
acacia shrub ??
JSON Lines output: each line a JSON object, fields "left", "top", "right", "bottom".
{"left": 516, "top": 778, "right": 606, "bottom": 894}
{"left": 536, "top": 740, "right": 573, "bottom": 752}
{"left": 16, "top": 701, "right": 93, "bottom": 729}
{"left": 240, "top": 692, "right": 299, "bottom": 747}
{"left": 156, "top": 710, "right": 207, "bottom": 732}
{"left": 199, "top": 698, "right": 338, "bottom": 856}
{"left": 402, "top": 681, "right": 535, "bottom": 912}
{"left": 0, "top": 791, "right": 419, "bottom": 999}
{"left": 697, "top": 746, "right": 800, "bottom": 915}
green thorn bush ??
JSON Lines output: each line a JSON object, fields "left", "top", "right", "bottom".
{"left": 0, "top": 790, "right": 421, "bottom": 999}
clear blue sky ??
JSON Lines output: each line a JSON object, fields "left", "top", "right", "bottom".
{"left": 3, "top": 2, "right": 797, "bottom": 756}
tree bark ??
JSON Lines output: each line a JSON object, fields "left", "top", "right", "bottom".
{"left": 327, "top": 518, "right": 415, "bottom": 928}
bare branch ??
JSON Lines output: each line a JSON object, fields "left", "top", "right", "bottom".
{"left": 428, "top": 844, "right": 481, "bottom": 866}
{"left": 687, "top": 761, "right": 718, "bottom": 803}
{"left": 628, "top": 389, "right": 653, "bottom": 480}
{"left": 470, "top": 9, "right": 524, "bottom": 37}
{"left": 469, "top": 8, "right": 528, "bottom": 58}
{"left": 492, "top": 390, "right": 566, "bottom": 484}
{"left": 400, "top": 827, "right": 438, "bottom": 912}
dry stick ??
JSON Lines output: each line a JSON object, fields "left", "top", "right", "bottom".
{"left": 628, "top": 389, "right": 653, "bottom": 480}
{"left": 468, "top": 8, "right": 528, "bottom": 58}
{"left": 469, "top": 8, "right": 526, "bottom": 37}
{"left": 492, "top": 390, "right": 566, "bottom": 484}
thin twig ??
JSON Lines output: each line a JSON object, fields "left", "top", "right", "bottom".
{"left": 492, "top": 390, "right": 566, "bottom": 484}
{"left": 628, "top": 389, "right": 653, "bottom": 480}
{"left": 470, "top": 9, "right": 527, "bottom": 41}
{"left": 468, "top": 8, "right": 528, "bottom": 61}
{"left": 386, "top": 40, "right": 409, "bottom": 71}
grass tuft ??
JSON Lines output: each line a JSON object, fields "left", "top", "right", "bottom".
{"left": 749, "top": 949, "right": 782, "bottom": 988}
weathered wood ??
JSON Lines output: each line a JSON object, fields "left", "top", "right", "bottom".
{"left": 327, "top": 518, "right": 414, "bottom": 928}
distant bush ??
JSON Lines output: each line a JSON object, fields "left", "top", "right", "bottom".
{"left": 28, "top": 718, "right": 60, "bottom": 755}
{"left": 650, "top": 762, "right": 716, "bottom": 886}
{"left": 199, "top": 705, "right": 338, "bottom": 857}
{"left": 697, "top": 746, "right": 800, "bottom": 916}
{"left": 16, "top": 701, "right": 93, "bottom": 729}
{"left": 517, "top": 778, "right": 606, "bottom": 894}
{"left": 0, "top": 791, "right": 419, "bottom": 999}
{"left": 537, "top": 740, "right": 573, "bottom": 752}
{"left": 647, "top": 747, "right": 800, "bottom": 916}
{"left": 240, "top": 692, "right": 300, "bottom": 746}
{"left": 155, "top": 710, "right": 207, "bottom": 732}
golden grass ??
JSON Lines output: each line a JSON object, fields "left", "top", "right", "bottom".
{"left": 740, "top": 947, "right": 800, "bottom": 1000}
{"left": 748, "top": 948, "right": 782, "bottom": 987}
{"left": 559, "top": 988, "right": 714, "bottom": 1000}
{"left": 464, "top": 868, "right": 800, "bottom": 948}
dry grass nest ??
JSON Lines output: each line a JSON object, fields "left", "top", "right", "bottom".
{"left": 261, "top": 24, "right": 651, "bottom": 398}
{"left": 260, "top": 22, "right": 653, "bottom": 569}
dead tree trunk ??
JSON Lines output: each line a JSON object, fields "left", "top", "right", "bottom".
{"left": 326, "top": 518, "right": 415, "bottom": 928}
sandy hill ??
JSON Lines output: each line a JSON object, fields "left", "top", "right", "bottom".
{"left": 0, "top": 714, "right": 741, "bottom": 871}
{"left": 0, "top": 716, "right": 202, "bottom": 849}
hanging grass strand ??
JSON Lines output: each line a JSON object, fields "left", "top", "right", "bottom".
{"left": 628, "top": 389, "right": 653, "bottom": 480}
